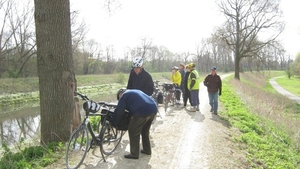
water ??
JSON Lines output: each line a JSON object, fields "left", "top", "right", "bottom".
{"left": 0, "top": 94, "right": 117, "bottom": 146}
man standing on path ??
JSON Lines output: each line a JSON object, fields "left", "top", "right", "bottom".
{"left": 112, "top": 89, "right": 158, "bottom": 159}
{"left": 179, "top": 63, "right": 186, "bottom": 100}
{"left": 127, "top": 56, "right": 154, "bottom": 96}
{"left": 186, "top": 63, "right": 200, "bottom": 112}
{"left": 203, "top": 66, "right": 222, "bottom": 115}
{"left": 182, "top": 65, "right": 191, "bottom": 108}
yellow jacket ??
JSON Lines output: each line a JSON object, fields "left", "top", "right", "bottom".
{"left": 171, "top": 71, "right": 182, "bottom": 86}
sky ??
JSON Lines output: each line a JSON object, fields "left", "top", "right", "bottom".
{"left": 71, "top": 0, "right": 300, "bottom": 59}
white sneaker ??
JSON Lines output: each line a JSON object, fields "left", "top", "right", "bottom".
{"left": 176, "top": 100, "right": 181, "bottom": 105}
{"left": 188, "top": 107, "right": 196, "bottom": 112}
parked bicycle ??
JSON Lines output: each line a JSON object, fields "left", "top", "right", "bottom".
{"left": 152, "top": 80, "right": 164, "bottom": 105}
{"left": 65, "top": 91, "right": 126, "bottom": 169}
{"left": 162, "top": 83, "right": 182, "bottom": 113}
{"left": 151, "top": 80, "right": 163, "bottom": 120}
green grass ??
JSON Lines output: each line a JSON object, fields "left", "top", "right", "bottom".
{"left": 220, "top": 76, "right": 300, "bottom": 168}
{"left": 0, "top": 72, "right": 172, "bottom": 110}
{"left": 0, "top": 141, "right": 63, "bottom": 169}
{"left": 275, "top": 76, "right": 300, "bottom": 97}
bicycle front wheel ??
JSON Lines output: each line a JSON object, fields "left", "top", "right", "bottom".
{"left": 163, "top": 93, "right": 168, "bottom": 112}
{"left": 100, "top": 121, "right": 125, "bottom": 155}
{"left": 66, "top": 125, "right": 89, "bottom": 169}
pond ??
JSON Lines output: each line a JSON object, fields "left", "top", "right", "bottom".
{"left": 0, "top": 94, "right": 117, "bottom": 147}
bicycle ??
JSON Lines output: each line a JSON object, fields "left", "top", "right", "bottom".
{"left": 65, "top": 91, "right": 126, "bottom": 169}
{"left": 151, "top": 80, "right": 163, "bottom": 120}
{"left": 152, "top": 80, "right": 163, "bottom": 105}
{"left": 162, "top": 83, "right": 182, "bottom": 113}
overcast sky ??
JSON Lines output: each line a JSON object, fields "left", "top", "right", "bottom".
{"left": 71, "top": 0, "right": 300, "bottom": 58}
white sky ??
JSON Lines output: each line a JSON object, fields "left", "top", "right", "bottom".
{"left": 71, "top": 0, "right": 300, "bottom": 59}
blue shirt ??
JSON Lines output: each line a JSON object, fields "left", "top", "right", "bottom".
{"left": 112, "top": 89, "right": 158, "bottom": 126}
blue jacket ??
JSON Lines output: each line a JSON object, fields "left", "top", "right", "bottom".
{"left": 112, "top": 89, "right": 158, "bottom": 126}
{"left": 127, "top": 68, "right": 154, "bottom": 96}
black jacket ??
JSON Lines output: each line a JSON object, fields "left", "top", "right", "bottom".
{"left": 127, "top": 68, "right": 154, "bottom": 96}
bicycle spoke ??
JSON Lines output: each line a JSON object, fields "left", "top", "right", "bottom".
{"left": 66, "top": 125, "right": 89, "bottom": 169}
{"left": 100, "top": 123, "right": 124, "bottom": 155}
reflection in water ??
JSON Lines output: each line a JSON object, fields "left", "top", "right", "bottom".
{"left": 0, "top": 107, "right": 40, "bottom": 146}
{"left": 0, "top": 93, "right": 117, "bottom": 146}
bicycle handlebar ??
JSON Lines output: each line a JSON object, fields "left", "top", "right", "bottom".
{"left": 75, "top": 91, "right": 117, "bottom": 110}
{"left": 75, "top": 91, "right": 89, "bottom": 100}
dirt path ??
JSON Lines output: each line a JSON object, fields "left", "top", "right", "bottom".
{"left": 47, "top": 74, "right": 248, "bottom": 169}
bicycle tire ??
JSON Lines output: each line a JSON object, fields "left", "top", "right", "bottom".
{"left": 99, "top": 121, "right": 125, "bottom": 155}
{"left": 163, "top": 92, "right": 168, "bottom": 112}
{"left": 171, "top": 92, "right": 176, "bottom": 106}
{"left": 97, "top": 116, "right": 104, "bottom": 135}
{"left": 66, "top": 125, "right": 89, "bottom": 169}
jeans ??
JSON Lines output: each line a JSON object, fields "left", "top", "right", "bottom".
{"left": 208, "top": 92, "right": 218, "bottom": 112}
{"left": 128, "top": 114, "right": 156, "bottom": 157}
{"left": 190, "top": 90, "right": 199, "bottom": 106}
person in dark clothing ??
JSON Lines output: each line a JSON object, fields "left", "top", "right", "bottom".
{"left": 127, "top": 56, "right": 154, "bottom": 96}
{"left": 112, "top": 89, "right": 158, "bottom": 159}
{"left": 203, "top": 66, "right": 222, "bottom": 115}
{"left": 182, "top": 70, "right": 192, "bottom": 108}
{"left": 179, "top": 63, "right": 186, "bottom": 99}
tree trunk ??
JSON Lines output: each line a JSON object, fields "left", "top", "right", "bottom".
{"left": 34, "top": 0, "right": 76, "bottom": 144}
{"left": 234, "top": 56, "right": 240, "bottom": 80}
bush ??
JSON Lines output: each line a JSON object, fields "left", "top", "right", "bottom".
{"left": 116, "top": 73, "right": 126, "bottom": 83}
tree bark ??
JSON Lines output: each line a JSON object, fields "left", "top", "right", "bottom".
{"left": 34, "top": 0, "right": 76, "bottom": 144}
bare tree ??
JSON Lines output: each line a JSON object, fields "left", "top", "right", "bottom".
{"left": 9, "top": 0, "right": 36, "bottom": 77}
{"left": 217, "top": 0, "right": 285, "bottom": 80}
{"left": 0, "top": 0, "right": 15, "bottom": 77}
{"left": 139, "top": 36, "right": 152, "bottom": 60}
{"left": 101, "top": 0, "right": 121, "bottom": 17}
{"left": 34, "top": 0, "right": 76, "bottom": 143}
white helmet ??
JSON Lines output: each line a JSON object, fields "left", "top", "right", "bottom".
{"left": 132, "top": 57, "right": 143, "bottom": 68}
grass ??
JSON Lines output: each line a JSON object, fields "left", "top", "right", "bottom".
{"left": 0, "top": 141, "right": 63, "bottom": 169}
{"left": 220, "top": 75, "right": 300, "bottom": 168}
{"left": 275, "top": 76, "right": 300, "bottom": 97}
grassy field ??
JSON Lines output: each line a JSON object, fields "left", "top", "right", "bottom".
{"left": 275, "top": 76, "right": 300, "bottom": 97}
{"left": 219, "top": 71, "right": 300, "bottom": 168}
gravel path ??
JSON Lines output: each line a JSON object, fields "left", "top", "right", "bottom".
{"left": 47, "top": 75, "right": 248, "bottom": 169}
{"left": 269, "top": 77, "right": 300, "bottom": 104}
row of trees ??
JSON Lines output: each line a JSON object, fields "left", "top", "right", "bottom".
{"left": 1, "top": 0, "right": 298, "bottom": 80}
{"left": 1, "top": 0, "right": 299, "bottom": 143}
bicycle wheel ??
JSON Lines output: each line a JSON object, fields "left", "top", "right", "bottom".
{"left": 97, "top": 116, "right": 104, "bottom": 135}
{"left": 171, "top": 92, "right": 176, "bottom": 106}
{"left": 100, "top": 121, "right": 125, "bottom": 155}
{"left": 66, "top": 125, "right": 89, "bottom": 169}
{"left": 163, "top": 91, "right": 168, "bottom": 112}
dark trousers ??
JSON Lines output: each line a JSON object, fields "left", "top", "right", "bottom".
{"left": 128, "top": 114, "right": 156, "bottom": 157}
{"left": 183, "top": 88, "right": 191, "bottom": 106}
{"left": 175, "top": 86, "right": 181, "bottom": 100}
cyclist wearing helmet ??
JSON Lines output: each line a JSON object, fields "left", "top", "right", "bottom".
{"left": 127, "top": 57, "right": 154, "bottom": 96}
{"left": 171, "top": 66, "right": 182, "bottom": 104}
{"left": 112, "top": 89, "right": 158, "bottom": 159}
{"left": 186, "top": 63, "right": 200, "bottom": 112}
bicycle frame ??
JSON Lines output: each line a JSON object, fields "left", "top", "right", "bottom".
{"left": 72, "top": 92, "right": 122, "bottom": 162}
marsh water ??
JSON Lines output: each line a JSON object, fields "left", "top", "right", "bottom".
{"left": 0, "top": 94, "right": 116, "bottom": 146}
